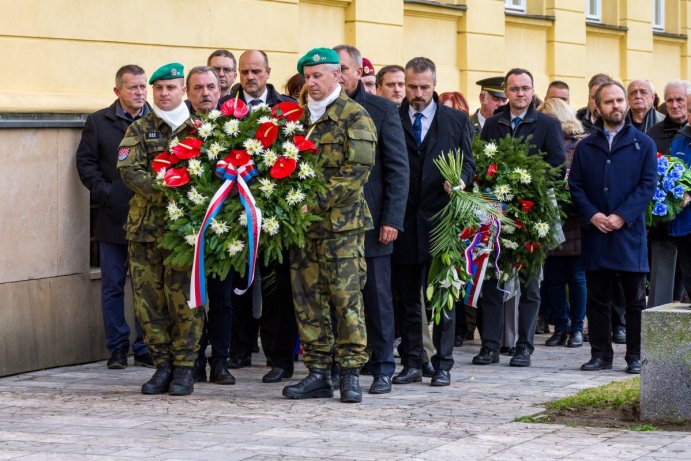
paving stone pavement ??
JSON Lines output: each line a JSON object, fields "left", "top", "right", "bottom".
{"left": 0, "top": 335, "right": 688, "bottom": 460}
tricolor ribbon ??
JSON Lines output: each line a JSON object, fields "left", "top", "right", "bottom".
{"left": 462, "top": 218, "right": 503, "bottom": 308}
{"left": 188, "top": 159, "right": 262, "bottom": 308}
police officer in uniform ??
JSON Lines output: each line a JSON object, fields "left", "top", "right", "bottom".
{"left": 282, "top": 48, "right": 377, "bottom": 403}
{"left": 118, "top": 63, "right": 204, "bottom": 396}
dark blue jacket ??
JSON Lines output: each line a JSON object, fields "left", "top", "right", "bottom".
{"left": 568, "top": 120, "right": 657, "bottom": 272}
{"left": 393, "top": 93, "right": 475, "bottom": 264}
{"left": 481, "top": 102, "right": 566, "bottom": 167}
{"left": 669, "top": 125, "right": 691, "bottom": 237}
{"left": 350, "top": 81, "right": 409, "bottom": 257}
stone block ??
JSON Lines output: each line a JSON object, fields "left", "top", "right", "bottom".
{"left": 641, "top": 303, "right": 691, "bottom": 421}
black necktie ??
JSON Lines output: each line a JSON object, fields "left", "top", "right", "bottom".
{"left": 249, "top": 99, "right": 262, "bottom": 106}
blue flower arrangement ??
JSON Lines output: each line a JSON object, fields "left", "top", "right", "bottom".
{"left": 647, "top": 154, "right": 691, "bottom": 225}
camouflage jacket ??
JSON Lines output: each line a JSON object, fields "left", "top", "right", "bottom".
{"left": 304, "top": 91, "right": 377, "bottom": 237}
{"left": 117, "top": 113, "right": 198, "bottom": 242}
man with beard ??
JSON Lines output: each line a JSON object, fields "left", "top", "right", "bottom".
{"left": 569, "top": 80, "right": 656, "bottom": 374}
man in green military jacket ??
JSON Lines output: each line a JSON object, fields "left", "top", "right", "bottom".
{"left": 282, "top": 48, "right": 377, "bottom": 404}
{"left": 117, "top": 63, "right": 203, "bottom": 396}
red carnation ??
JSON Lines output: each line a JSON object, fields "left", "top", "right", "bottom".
{"left": 272, "top": 102, "right": 304, "bottom": 122}
{"left": 224, "top": 149, "right": 250, "bottom": 167}
{"left": 171, "top": 138, "right": 203, "bottom": 159}
{"left": 293, "top": 135, "right": 317, "bottom": 154}
{"left": 519, "top": 199, "right": 534, "bottom": 213}
{"left": 487, "top": 164, "right": 497, "bottom": 178}
{"left": 270, "top": 156, "right": 297, "bottom": 179}
{"left": 164, "top": 167, "right": 190, "bottom": 187}
{"left": 220, "top": 98, "right": 249, "bottom": 119}
{"left": 152, "top": 152, "right": 180, "bottom": 172}
{"left": 255, "top": 122, "right": 279, "bottom": 148}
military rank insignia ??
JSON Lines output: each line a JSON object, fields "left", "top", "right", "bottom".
{"left": 118, "top": 147, "right": 129, "bottom": 161}
{"left": 146, "top": 132, "right": 160, "bottom": 139}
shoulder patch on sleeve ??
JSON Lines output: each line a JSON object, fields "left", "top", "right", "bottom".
{"left": 118, "top": 147, "right": 130, "bottom": 161}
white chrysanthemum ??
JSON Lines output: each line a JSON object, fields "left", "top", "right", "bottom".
{"left": 166, "top": 201, "right": 184, "bottom": 221}
{"left": 513, "top": 167, "right": 532, "bottom": 184}
{"left": 500, "top": 238, "right": 519, "bottom": 250}
{"left": 483, "top": 142, "right": 498, "bottom": 157}
{"left": 188, "top": 158, "right": 204, "bottom": 177}
{"left": 282, "top": 141, "right": 299, "bottom": 160}
{"left": 244, "top": 138, "right": 264, "bottom": 156}
{"left": 502, "top": 224, "right": 516, "bottom": 235}
{"left": 252, "top": 102, "right": 270, "bottom": 112}
{"left": 263, "top": 149, "right": 278, "bottom": 166}
{"left": 207, "top": 109, "right": 221, "bottom": 120}
{"left": 258, "top": 178, "right": 276, "bottom": 197}
{"left": 207, "top": 142, "right": 223, "bottom": 160}
{"left": 168, "top": 137, "right": 180, "bottom": 150}
{"left": 238, "top": 213, "right": 248, "bottom": 227}
{"left": 534, "top": 221, "right": 550, "bottom": 238}
{"left": 262, "top": 216, "right": 280, "bottom": 236}
{"left": 286, "top": 187, "right": 306, "bottom": 206}
{"left": 223, "top": 119, "right": 240, "bottom": 136}
{"left": 227, "top": 239, "right": 245, "bottom": 256}
{"left": 298, "top": 162, "right": 315, "bottom": 180}
{"left": 184, "top": 232, "right": 197, "bottom": 246}
{"left": 155, "top": 168, "right": 167, "bottom": 184}
{"left": 282, "top": 121, "right": 303, "bottom": 136}
{"left": 198, "top": 123, "right": 213, "bottom": 139}
{"left": 493, "top": 184, "right": 514, "bottom": 202}
{"left": 210, "top": 218, "right": 229, "bottom": 235}
{"left": 257, "top": 115, "right": 278, "bottom": 124}
{"left": 186, "top": 186, "right": 207, "bottom": 206}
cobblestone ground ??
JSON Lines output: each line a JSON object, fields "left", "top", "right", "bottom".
{"left": 0, "top": 335, "right": 688, "bottom": 460}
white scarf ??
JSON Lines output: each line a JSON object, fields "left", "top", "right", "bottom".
{"left": 152, "top": 102, "right": 190, "bottom": 131}
{"left": 307, "top": 86, "right": 342, "bottom": 124}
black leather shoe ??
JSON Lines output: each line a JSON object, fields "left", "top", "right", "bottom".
{"left": 169, "top": 366, "right": 195, "bottom": 396}
{"left": 422, "top": 362, "right": 435, "bottom": 378}
{"left": 392, "top": 367, "right": 422, "bottom": 384}
{"left": 262, "top": 367, "right": 293, "bottom": 383}
{"left": 545, "top": 332, "right": 567, "bottom": 347}
{"left": 625, "top": 358, "right": 641, "bottom": 374}
{"left": 228, "top": 356, "right": 251, "bottom": 369}
{"left": 133, "top": 352, "right": 155, "bottom": 368}
{"left": 454, "top": 335, "right": 464, "bottom": 347}
{"left": 107, "top": 347, "right": 128, "bottom": 369}
{"left": 509, "top": 347, "right": 531, "bottom": 367}
{"left": 141, "top": 361, "right": 173, "bottom": 394}
{"left": 193, "top": 361, "right": 207, "bottom": 383}
{"left": 567, "top": 331, "right": 584, "bottom": 348}
{"left": 472, "top": 348, "right": 499, "bottom": 365}
{"left": 340, "top": 369, "right": 362, "bottom": 403}
{"left": 581, "top": 357, "right": 613, "bottom": 371}
{"left": 210, "top": 361, "right": 236, "bottom": 385}
{"left": 282, "top": 370, "right": 334, "bottom": 399}
{"left": 431, "top": 370, "right": 451, "bottom": 387}
{"left": 369, "top": 375, "right": 392, "bottom": 394}
{"left": 612, "top": 328, "right": 627, "bottom": 344}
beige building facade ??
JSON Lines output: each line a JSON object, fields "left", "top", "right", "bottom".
{"left": 1, "top": 0, "right": 689, "bottom": 376}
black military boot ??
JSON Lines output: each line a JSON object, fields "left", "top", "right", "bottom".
{"left": 339, "top": 369, "right": 362, "bottom": 403}
{"left": 141, "top": 361, "right": 173, "bottom": 395}
{"left": 282, "top": 369, "right": 333, "bottom": 399}
{"left": 168, "top": 366, "right": 195, "bottom": 396}
{"left": 209, "top": 359, "right": 236, "bottom": 385}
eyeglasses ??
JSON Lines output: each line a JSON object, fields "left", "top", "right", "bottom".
{"left": 507, "top": 86, "right": 533, "bottom": 93}
{"left": 212, "top": 66, "right": 236, "bottom": 74}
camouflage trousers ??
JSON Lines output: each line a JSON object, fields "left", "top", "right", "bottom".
{"left": 289, "top": 232, "right": 368, "bottom": 370}
{"left": 128, "top": 241, "right": 203, "bottom": 367}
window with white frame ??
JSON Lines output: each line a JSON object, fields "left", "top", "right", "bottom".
{"left": 586, "top": 0, "right": 602, "bottom": 22}
{"left": 653, "top": 0, "right": 665, "bottom": 31}
{"left": 505, "top": 0, "right": 526, "bottom": 13}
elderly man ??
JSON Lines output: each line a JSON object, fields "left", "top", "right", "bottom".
{"left": 118, "top": 63, "right": 204, "bottom": 396}
{"left": 470, "top": 76, "right": 507, "bottom": 133}
{"left": 207, "top": 49, "right": 237, "bottom": 98}
{"left": 647, "top": 80, "right": 690, "bottom": 154}
{"left": 376, "top": 65, "right": 405, "bottom": 107}
{"left": 282, "top": 48, "right": 376, "bottom": 403}
{"left": 76, "top": 65, "right": 153, "bottom": 370}
{"left": 333, "top": 44, "right": 409, "bottom": 394}
{"left": 569, "top": 80, "right": 656, "bottom": 374}
{"left": 628, "top": 79, "right": 665, "bottom": 132}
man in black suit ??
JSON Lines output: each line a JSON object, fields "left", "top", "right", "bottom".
{"left": 76, "top": 64, "right": 153, "bottom": 369}
{"left": 474, "top": 67, "right": 566, "bottom": 368}
{"left": 334, "top": 45, "right": 409, "bottom": 394}
{"left": 392, "top": 57, "right": 475, "bottom": 386}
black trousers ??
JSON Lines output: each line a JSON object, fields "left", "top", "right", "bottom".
{"left": 363, "top": 255, "right": 396, "bottom": 377}
{"left": 585, "top": 270, "right": 646, "bottom": 362}
{"left": 229, "top": 271, "right": 260, "bottom": 362}
{"left": 480, "top": 277, "right": 540, "bottom": 353}
{"left": 197, "top": 275, "right": 234, "bottom": 365}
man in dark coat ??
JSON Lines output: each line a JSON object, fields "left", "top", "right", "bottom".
{"left": 569, "top": 81, "right": 657, "bottom": 375}
{"left": 469, "top": 76, "right": 507, "bottom": 134}
{"left": 76, "top": 64, "right": 153, "bottom": 370}
{"left": 334, "top": 45, "right": 409, "bottom": 394}
{"left": 392, "top": 57, "right": 475, "bottom": 387}
{"left": 474, "top": 67, "right": 566, "bottom": 368}
{"left": 627, "top": 79, "right": 665, "bottom": 133}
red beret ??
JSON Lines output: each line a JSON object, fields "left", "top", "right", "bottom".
{"left": 362, "top": 58, "right": 375, "bottom": 77}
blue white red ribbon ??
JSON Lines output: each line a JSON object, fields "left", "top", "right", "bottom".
{"left": 188, "top": 159, "right": 262, "bottom": 308}
{"left": 463, "top": 218, "right": 502, "bottom": 307}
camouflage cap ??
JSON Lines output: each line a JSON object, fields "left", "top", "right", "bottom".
{"left": 297, "top": 48, "right": 340, "bottom": 75}
{"left": 149, "top": 62, "right": 185, "bottom": 84}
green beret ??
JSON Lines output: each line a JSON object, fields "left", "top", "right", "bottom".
{"left": 297, "top": 48, "right": 340, "bottom": 75}
{"left": 149, "top": 62, "right": 184, "bottom": 84}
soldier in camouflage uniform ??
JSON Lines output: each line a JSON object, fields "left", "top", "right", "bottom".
{"left": 117, "top": 63, "right": 203, "bottom": 396}
{"left": 282, "top": 48, "right": 376, "bottom": 404}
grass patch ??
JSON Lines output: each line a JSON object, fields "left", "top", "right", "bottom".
{"left": 546, "top": 377, "right": 639, "bottom": 410}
